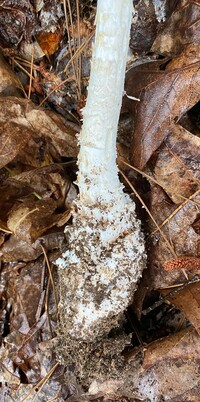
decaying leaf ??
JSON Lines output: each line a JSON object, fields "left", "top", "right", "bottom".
{"left": 0, "top": 179, "right": 33, "bottom": 222}
{"left": 152, "top": 0, "right": 200, "bottom": 56}
{"left": 130, "top": 61, "right": 200, "bottom": 169}
{"left": 0, "top": 50, "right": 22, "bottom": 96}
{"left": 165, "top": 43, "right": 200, "bottom": 70}
{"left": 130, "top": 0, "right": 179, "bottom": 55}
{"left": 1, "top": 231, "right": 65, "bottom": 262}
{"left": 7, "top": 198, "right": 60, "bottom": 244}
{"left": 0, "top": 122, "right": 31, "bottom": 169}
{"left": 162, "top": 258, "right": 200, "bottom": 335}
{"left": 0, "top": 0, "right": 35, "bottom": 50}
{"left": 147, "top": 186, "right": 200, "bottom": 289}
{"left": 152, "top": 122, "right": 200, "bottom": 203}
{"left": 89, "top": 327, "right": 200, "bottom": 401}
{"left": 0, "top": 161, "right": 75, "bottom": 261}
{"left": 0, "top": 97, "right": 78, "bottom": 160}
{"left": 36, "top": 30, "right": 62, "bottom": 57}
{"left": 135, "top": 328, "right": 200, "bottom": 402}
{"left": 9, "top": 164, "right": 72, "bottom": 204}
{"left": 7, "top": 258, "right": 44, "bottom": 328}
{"left": 37, "top": 0, "right": 64, "bottom": 34}
{"left": 142, "top": 326, "right": 200, "bottom": 369}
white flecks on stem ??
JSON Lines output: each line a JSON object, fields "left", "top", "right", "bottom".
{"left": 77, "top": 0, "right": 133, "bottom": 206}
{"left": 56, "top": 0, "right": 145, "bottom": 343}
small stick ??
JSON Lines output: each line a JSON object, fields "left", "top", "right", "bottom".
{"left": 142, "top": 274, "right": 200, "bottom": 315}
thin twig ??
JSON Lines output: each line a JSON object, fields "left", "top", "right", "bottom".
{"left": 142, "top": 274, "right": 200, "bottom": 315}
{"left": 166, "top": 142, "right": 200, "bottom": 187}
{"left": 119, "top": 169, "right": 177, "bottom": 259}
{"left": 76, "top": 0, "right": 81, "bottom": 93}
{"left": 20, "top": 363, "right": 59, "bottom": 402}
{"left": 25, "top": 47, "right": 34, "bottom": 113}
{"left": 41, "top": 245, "right": 58, "bottom": 307}
{"left": 120, "top": 158, "right": 200, "bottom": 207}
{"left": 64, "top": 30, "right": 94, "bottom": 73}
{"left": 37, "top": 76, "right": 71, "bottom": 108}
{"left": 63, "top": 0, "right": 80, "bottom": 98}
{"left": 149, "top": 188, "right": 200, "bottom": 237}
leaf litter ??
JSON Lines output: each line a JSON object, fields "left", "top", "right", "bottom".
{"left": 0, "top": 1, "right": 200, "bottom": 401}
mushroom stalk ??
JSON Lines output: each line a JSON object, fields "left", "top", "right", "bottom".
{"left": 56, "top": 0, "right": 145, "bottom": 346}
{"left": 78, "top": 0, "right": 132, "bottom": 207}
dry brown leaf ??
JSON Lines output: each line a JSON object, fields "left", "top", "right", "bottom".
{"left": 0, "top": 235, "right": 43, "bottom": 261}
{"left": 0, "top": 122, "right": 31, "bottom": 169}
{"left": 0, "top": 179, "right": 33, "bottom": 223}
{"left": 36, "top": 30, "right": 62, "bottom": 57}
{"left": 152, "top": 0, "right": 200, "bottom": 56}
{"left": 7, "top": 258, "right": 43, "bottom": 328}
{"left": 0, "top": 0, "right": 35, "bottom": 50}
{"left": 152, "top": 123, "right": 200, "bottom": 203}
{"left": 124, "top": 59, "right": 165, "bottom": 114}
{"left": 0, "top": 50, "right": 22, "bottom": 96}
{"left": 7, "top": 198, "right": 59, "bottom": 244}
{"left": 161, "top": 280, "right": 200, "bottom": 335}
{"left": 130, "top": 0, "right": 179, "bottom": 55}
{"left": 147, "top": 186, "right": 200, "bottom": 289}
{"left": 1, "top": 231, "right": 65, "bottom": 262}
{"left": 142, "top": 326, "right": 200, "bottom": 368}
{"left": 130, "top": 62, "right": 200, "bottom": 169}
{"left": 135, "top": 327, "right": 200, "bottom": 401}
{"left": 89, "top": 327, "right": 200, "bottom": 401}
{"left": 165, "top": 43, "right": 200, "bottom": 71}
{"left": 11, "top": 164, "right": 72, "bottom": 206}
{"left": 0, "top": 97, "right": 78, "bottom": 160}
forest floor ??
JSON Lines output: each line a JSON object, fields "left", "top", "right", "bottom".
{"left": 0, "top": 1, "right": 200, "bottom": 401}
